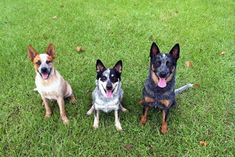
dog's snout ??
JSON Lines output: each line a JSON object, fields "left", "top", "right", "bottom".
{"left": 106, "top": 82, "right": 112, "bottom": 90}
{"left": 41, "top": 67, "right": 48, "bottom": 73}
{"left": 159, "top": 71, "right": 167, "bottom": 78}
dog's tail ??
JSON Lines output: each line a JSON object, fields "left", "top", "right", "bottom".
{"left": 175, "top": 83, "right": 193, "bottom": 95}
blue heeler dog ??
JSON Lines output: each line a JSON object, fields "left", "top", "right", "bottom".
{"left": 87, "top": 60, "right": 127, "bottom": 131}
{"left": 140, "top": 42, "right": 193, "bottom": 134}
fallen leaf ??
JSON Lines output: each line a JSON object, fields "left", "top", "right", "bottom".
{"left": 199, "top": 140, "right": 208, "bottom": 147}
{"left": 185, "top": 61, "right": 193, "bottom": 68}
{"left": 124, "top": 144, "right": 133, "bottom": 151}
{"left": 193, "top": 83, "right": 200, "bottom": 88}
{"left": 52, "top": 16, "right": 57, "bottom": 19}
{"left": 220, "top": 51, "right": 225, "bottom": 56}
{"left": 76, "top": 46, "right": 85, "bottom": 53}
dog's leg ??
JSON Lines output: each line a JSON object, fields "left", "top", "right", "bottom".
{"left": 57, "top": 97, "right": 69, "bottom": 124}
{"left": 160, "top": 109, "right": 169, "bottom": 134}
{"left": 41, "top": 96, "right": 52, "bottom": 118}
{"left": 120, "top": 104, "right": 128, "bottom": 112}
{"left": 69, "top": 93, "right": 77, "bottom": 104}
{"left": 87, "top": 105, "right": 95, "bottom": 116}
{"left": 140, "top": 105, "right": 149, "bottom": 125}
{"left": 114, "top": 110, "right": 122, "bottom": 131}
{"left": 93, "top": 110, "right": 99, "bottom": 129}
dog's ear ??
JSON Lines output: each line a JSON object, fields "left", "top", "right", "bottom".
{"left": 46, "top": 43, "right": 55, "bottom": 59}
{"left": 113, "top": 60, "right": 122, "bottom": 73}
{"left": 169, "top": 43, "right": 180, "bottom": 60}
{"left": 27, "top": 45, "right": 38, "bottom": 62}
{"left": 150, "top": 42, "right": 160, "bottom": 58}
{"left": 96, "top": 59, "right": 106, "bottom": 73}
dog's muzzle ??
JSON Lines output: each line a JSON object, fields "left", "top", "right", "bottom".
{"left": 38, "top": 67, "right": 51, "bottom": 80}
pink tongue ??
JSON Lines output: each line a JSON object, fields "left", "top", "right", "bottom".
{"left": 42, "top": 73, "right": 49, "bottom": 80}
{"left": 158, "top": 77, "right": 167, "bottom": 88}
{"left": 106, "top": 90, "right": 113, "bottom": 98}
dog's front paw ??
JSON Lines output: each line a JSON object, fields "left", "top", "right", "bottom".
{"left": 115, "top": 124, "right": 123, "bottom": 131}
{"left": 160, "top": 124, "right": 168, "bottom": 134}
{"left": 62, "top": 117, "right": 69, "bottom": 125}
{"left": 140, "top": 115, "right": 147, "bottom": 125}
{"left": 45, "top": 112, "right": 52, "bottom": 118}
{"left": 93, "top": 124, "right": 99, "bottom": 129}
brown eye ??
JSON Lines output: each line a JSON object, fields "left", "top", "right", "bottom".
{"left": 46, "top": 60, "right": 52, "bottom": 64}
{"left": 36, "top": 60, "right": 41, "bottom": 65}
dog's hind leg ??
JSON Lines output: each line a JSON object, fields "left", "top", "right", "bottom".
{"left": 120, "top": 104, "right": 128, "bottom": 112}
{"left": 93, "top": 110, "right": 99, "bottom": 129}
{"left": 69, "top": 94, "right": 77, "bottom": 104}
{"left": 86, "top": 105, "right": 95, "bottom": 116}
{"left": 160, "top": 109, "right": 169, "bottom": 134}
{"left": 114, "top": 110, "right": 122, "bottom": 131}
{"left": 41, "top": 96, "right": 52, "bottom": 118}
{"left": 57, "top": 97, "right": 69, "bottom": 124}
{"left": 140, "top": 105, "right": 150, "bottom": 125}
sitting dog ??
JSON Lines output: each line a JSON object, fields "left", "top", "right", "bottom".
{"left": 140, "top": 42, "right": 192, "bottom": 134}
{"left": 28, "top": 44, "right": 75, "bottom": 124}
{"left": 87, "top": 59, "right": 127, "bottom": 131}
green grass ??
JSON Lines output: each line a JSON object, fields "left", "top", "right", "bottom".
{"left": 0, "top": 0, "right": 234, "bottom": 156}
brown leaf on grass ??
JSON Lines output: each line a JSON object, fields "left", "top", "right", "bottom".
{"left": 124, "top": 144, "right": 134, "bottom": 151}
{"left": 220, "top": 51, "right": 225, "bottom": 56}
{"left": 185, "top": 61, "right": 193, "bottom": 68}
{"left": 75, "top": 46, "right": 85, "bottom": 53}
{"left": 193, "top": 83, "right": 200, "bottom": 88}
{"left": 199, "top": 140, "right": 208, "bottom": 147}
{"left": 52, "top": 16, "right": 57, "bottom": 19}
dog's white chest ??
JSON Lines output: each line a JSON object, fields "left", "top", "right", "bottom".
{"left": 35, "top": 76, "right": 62, "bottom": 100}
{"left": 94, "top": 97, "right": 120, "bottom": 112}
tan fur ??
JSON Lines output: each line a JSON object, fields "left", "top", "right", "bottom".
{"left": 159, "top": 99, "right": 171, "bottom": 107}
{"left": 28, "top": 44, "right": 75, "bottom": 124}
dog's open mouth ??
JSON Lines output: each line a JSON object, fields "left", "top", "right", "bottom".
{"left": 41, "top": 72, "right": 49, "bottom": 80}
{"left": 103, "top": 86, "right": 115, "bottom": 98}
{"left": 158, "top": 77, "right": 167, "bottom": 88}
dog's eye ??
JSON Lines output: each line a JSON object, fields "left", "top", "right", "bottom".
{"left": 156, "top": 61, "right": 161, "bottom": 67}
{"left": 46, "top": 60, "right": 52, "bottom": 64}
{"left": 36, "top": 61, "right": 41, "bottom": 65}
{"left": 166, "top": 61, "right": 171, "bottom": 67}
{"left": 100, "top": 76, "right": 107, "bottom": 81}
{"left": 110, "top": 76, "right": 118, "bottom": 83}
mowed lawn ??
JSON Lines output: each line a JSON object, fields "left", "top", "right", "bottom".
{"left": 0, "top": 0, "right": 234, "bottom": 156}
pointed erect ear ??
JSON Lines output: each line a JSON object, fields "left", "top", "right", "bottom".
{"left": 150, "top": 42, "right": 160, "bottom": 58}
{"left": 113, "top": 60, "right": 122, "bottom": 73}
{"left": 169, "top": 43, "right": 180, "bottom": 60}
{"left": 46, "top": 43, "right": 55, "bottom": 59}
{"left": 96, "top": 59, "right": 106, "bottom": 73}
{"left": 27, "top": 45, "right": 38, "bottom": 62}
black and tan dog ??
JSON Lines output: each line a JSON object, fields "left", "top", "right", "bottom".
{"left": 140, "top": 42, "right": 192, "bottom": 134}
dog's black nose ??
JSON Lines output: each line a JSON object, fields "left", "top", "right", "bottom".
{"left": 106, "top": 82, "right": 113, "bottom": 90}
{"left": 159, "top": 71, "right": 167, "bottom": 78}
{"left": 41, "top": 67, "right": 48, "bottom": 73}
